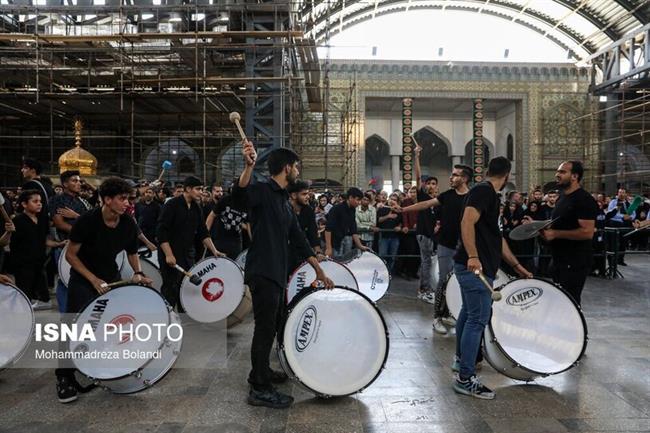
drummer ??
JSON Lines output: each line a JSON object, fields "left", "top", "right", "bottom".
{"left": 288, "top": 180, "right": 324, "bottom": 276}
{"left": 232, "top": 142, "right": 333, "bottom": 409}
{"left": 55, "top": 177, "right": 153, "bottom": 404}
{"left": 540, "top": 161, "right": 597, "bottom": 306}
{"left": 453, "top": 157, "right": 532, "bottom": 400}
{"left": 156, "top": 176, "right": 225, "bottom": 311}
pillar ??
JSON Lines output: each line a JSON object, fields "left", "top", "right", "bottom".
{"left": 391, "top": 155, "right": 401, "bottom": 192}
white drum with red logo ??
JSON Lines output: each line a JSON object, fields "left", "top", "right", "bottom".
{"left": 445, "top": 269, "right": 510, "bottom": 320}
{"left": 0, "top": 282, "right": 34, "bottom": 370}
{"left": 340, "top": 251, "right": 390, "bottom": 302}
{"left": 484, "top": 278, "right": 587, "bottom": 381}
{"left": 278, "top": 287, "right": 389, "bottom": 397}
{"left": 58, "top": 244, "right": 126, "bottom": 287}
{"left": 286, "top": 260, "right": 358, "bottom": 304}
{"left": 71, "top": 285, "right": 181, "bottom": 393}
{"left": 180, "top": 257, "right": 244, "bottom": 323}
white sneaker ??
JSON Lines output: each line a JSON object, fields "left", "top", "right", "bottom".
{"left": 32, "top": 300, "right": 53, "bottom": 311}
{"left": 442, "top": 316, "right": 456, "bottom": 327}
{"left": 432, "top": 318, "right": 448, "bottom": 335}
{"left": 418, "top": 292, "right": 435, "bottom": 305}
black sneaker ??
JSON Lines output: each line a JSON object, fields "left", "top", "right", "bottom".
{"left": 247, "top": 387, "right": 294, "bottom": 409}
{"left": 453, "top": 375, "right": 495, "bottom": 400}
{"left": 56, "top": 376, "right": 78, "bottom": 403}
{"left": 269, "top": 369, "right": 289, "bottom": 384}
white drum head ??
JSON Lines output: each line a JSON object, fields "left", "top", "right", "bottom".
{"left": 235, "top": 249, "right": 247, "bottom": 270}
{"left": 287, "top": 260, "right": 358, "bottom": 304}
{"left": 490, "top": 278, "right": 586, "bottom": 375}
{"left": 446, "top": 269, "right": 510, "bottom": 320}
{"left": 180, "top": 257, "right": 244, "bottom": 323}
{"left": 59, "top": 245, "right": 126, "bottom": 287}
{"left": 342, "top": 251, "right": 390, "bottom": 302}
{"left": 141, "top": 259, "right": 163, "bottom": 292}
{"left": 281, "top": 288, "right": 388, "bottom": 396}
{"left": 72, "top": 285, "right": 170, "bottom": 380}
{"left": 0, "top": 283, "right": 34, "bottom": 368}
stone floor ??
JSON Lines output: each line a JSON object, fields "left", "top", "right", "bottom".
{"left": 1, "top": 256, "right": 649, "bottom": 433}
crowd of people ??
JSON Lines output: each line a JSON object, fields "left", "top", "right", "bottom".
{"left": 0, "top": 149, "right": 649, "bottom": 405}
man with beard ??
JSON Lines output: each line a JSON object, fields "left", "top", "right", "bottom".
{"left": 453, "top": 157, "right": 532, "bottom": 400}
{"left": 399, "top": 161, "right": 472, "bottom": 334}
{"left": 540, "top": 161, "right": 597, "bottom": 306}
{"left": 233, "top": 144, "right": 333, "bottom": 409}
{"left": 135, "top": 186, "right": 161, "bottom": 246}
{"left": 288, "top": 180, "right": 323, "bottom": 275}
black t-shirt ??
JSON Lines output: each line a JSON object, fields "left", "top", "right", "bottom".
{"left": 135, "top": 200, "right": 161, "bottom": 241}
{"left": 377, "top": 206, "right": 402, "bottom": 239}
{"left": 416, "top": 188, "right": 436, "bottom": 238}
{"left": 9, "top": 213, "right": 49, "bottom": 267}
{"left": 211, "top": 195, "right": 247, "bottom": 247}
{"left": 437, "top": 189, "right": 467, "bottom": 249}
{"left": 454, "top": 182, "right": 502, "bottom": 279}
{"left": 550, "top": 188, "right": 598, "bottom": 267}
{"left": 325, "top": 202, "right": 358, "bottom": 249}
{"left": 70, "top": 207, "right": 139, "bottom": 282}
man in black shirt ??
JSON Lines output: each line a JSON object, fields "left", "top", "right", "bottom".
{"left": 49, "top": 170, "right": 90, "bottom": 312}
{"left": 205, "top": 192, "right": 248, "bottom": 260}
{"left": 135, "top": 186, "right": 161, "bottom": 246}
{"left": 401, "top": 163, "right": 472, "bottom": 333}
{"left": 376, "top": 194, "right": 402, "bottom": 273}
{"left": 453, "top": 157, "right": 532, "bottom": 400}
{"left": 21, "top": 158, "right": 55, "bottom": 223}
{"left": 157, "top": 176, "right": 224, "bottom": 310}
{"left": 540, "top": 161, "right": 597, "bottom": 306}
{"left": 288, "top": 180, "right": 322, "bottom": 275}
{"left": 55, "top": 177, "right": 153, "bottom": 404}
{"left": 233, "top": 143, "right": 333, "bottom": 409}
{"left": 413, "top": 145, "right": 439, "bottom": 303}
{"left": 324, "top": 188, "right": 370, "bottom": 259}
{"left": 9, "top": 190, "right": 65, "bottom": 308}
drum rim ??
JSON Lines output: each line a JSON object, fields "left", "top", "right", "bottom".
{"left": 482, "top": 325, "right": 537, "bottom": 382}
{"left": 338, "top": 250, "right": 392, "bottom": 301}
{"left": 278, "top": 285, "right": 390, "bottom": 398}
{"left": 103, "top": 311, "right": 183, "bottom": 393}
{"left": 58, "top": 243, "right": 70, "bottom": 286}
{"left": 0, "top": 282, "right": 35, "bottom": 368}
{"left": 179, "top": 256, "right": 245, "bottom": 323}
{"left": 487, "top": 277, "right": 588, "bottom": 377}
{"left": 71, "top": 283, "right": 171, "bottom": 380}
{"left": 285, "top": 259, "right": 359, "bottom": 303}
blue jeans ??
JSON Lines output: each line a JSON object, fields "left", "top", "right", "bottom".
{"left": 379, "top": 237, "right": 400, "bottom": 273}
{"left": 416, "top": 235, "right": 435, "bottom": 291}
{"left": 454, "top": 262, "right": 493, "bottom": 379}
{"left": 53, "top": 247, "right": 68, "bottom": 313}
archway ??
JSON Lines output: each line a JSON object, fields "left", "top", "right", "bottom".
{"left": 144, "top": 139, "right": 201, "bottom": 185}
{"left": 413, "top": 127, "right": 452, "bottom": 183}
{"left": 365, "top": 134, "right": 390, "bottom": 190}
{"left": 463, "top": 137, "right": 495, "bottom": 166}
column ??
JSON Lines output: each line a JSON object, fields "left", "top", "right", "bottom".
{"left": 391, "top": 155, "right": 401, "bottom": 192}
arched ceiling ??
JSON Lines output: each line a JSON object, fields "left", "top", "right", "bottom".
{"left": 300, "top": 0, "right": 650, "bottom": 60}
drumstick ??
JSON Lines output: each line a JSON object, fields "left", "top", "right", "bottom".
{"left": 0, "top": 193, "right": 12, "bottom": 224}
{"left": 153, "top": 160, "right": 172, "bottom": 186}
{"left": 174, "top": 264, "right": 202, "bottom": 286}
{"left": 474, "top": 270, "right": 502, "bottom": 302}
{"left": 100, "top": 280, "right": 132, "bottom": 289}
{"left": 229, "top": 112, "right": 247, "bottom": 141}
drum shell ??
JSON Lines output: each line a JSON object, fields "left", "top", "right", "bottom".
{"left": 483, "top": 325, "right": 539, "bottom": 381}
{"left": 286, "top": 260, "right": 358, "bottom": 304}
{"left": 226, "top": 284, "right": 252, "bottom": 328}
{"left": 0, "top": 282, "right": 34, "bottom": 370}
{"left": 277, "top": 286, "right": 389, "bottom": 397}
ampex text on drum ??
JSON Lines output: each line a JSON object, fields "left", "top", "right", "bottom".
{"left": 34, "top": 323, "right": 183, "bottom": 343}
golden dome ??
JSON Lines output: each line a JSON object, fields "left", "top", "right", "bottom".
{"left": 58, "top": 118, "right": 97, "bottom": 176}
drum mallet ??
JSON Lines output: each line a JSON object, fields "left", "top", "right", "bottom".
{"left": 151, "top": 160, "right": 172, "bottom": 187}
{"left": 474, "top": 270, "right": 502, "bottom": 302}
{"left": 100, "top": 280, "right": 132, "bottom": 289}
{"left": 174, "top": 264, "right": 202, "bottom": 286}
{"left": 229, "top": 112, "right": 247, "bottom": 141}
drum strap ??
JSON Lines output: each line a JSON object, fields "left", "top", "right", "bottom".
{"left": 74, "top": 381, "right": 97, "bottom": 393}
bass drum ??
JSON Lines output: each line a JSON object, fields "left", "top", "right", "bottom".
{"left": 121, "top": 249, "right": 162, "bottom": 292}
{"left": 180, "top": 257, "right": 244, "bottom": 323}
{"left": 445, "top": 269, "right": 510, "bottom": 320}
{"left": 484, "top": 278, "right": 587, "bottom": 381}
{"left": 226, "top": 284, "right": 252, "bottom": 328}
{"left": 235, "top": 249, "right": 247, "bottom": 270}
{"left": 286, "top": 260, "right": 358, "bottom": 304}
{"left": 71, "top": 284, "right": 180, "bottom": 393}
{"left": 58, "top": 244, "right": 126, "bottom": 287}
{"left": 278, "top": 287, "right": 389, "bottom": 397}
{"left": 340, "top": 251, "right": 390, "bottom": 302}
{"left": 0, "top": 282, "right": 34, "bottom": 370}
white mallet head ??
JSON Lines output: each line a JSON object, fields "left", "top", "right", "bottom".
{"left": 229, "top": 112, "right": 241, "bottom": 123}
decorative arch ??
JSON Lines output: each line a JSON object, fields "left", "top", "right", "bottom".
{"left": 365, "top": 134, "right": 390, "bottom": 187}
{"left": 464, "top": 137, "right": 495, "bottom": 165}
{"left": 144, "top": 138, "right": 200, "bottom": 185}
{"left": 413, "top": 127, "right": 453, "bottom": 182}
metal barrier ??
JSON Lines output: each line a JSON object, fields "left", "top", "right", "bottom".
{"left": 357, "top": 227, "right": 649, "bottom": 279}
